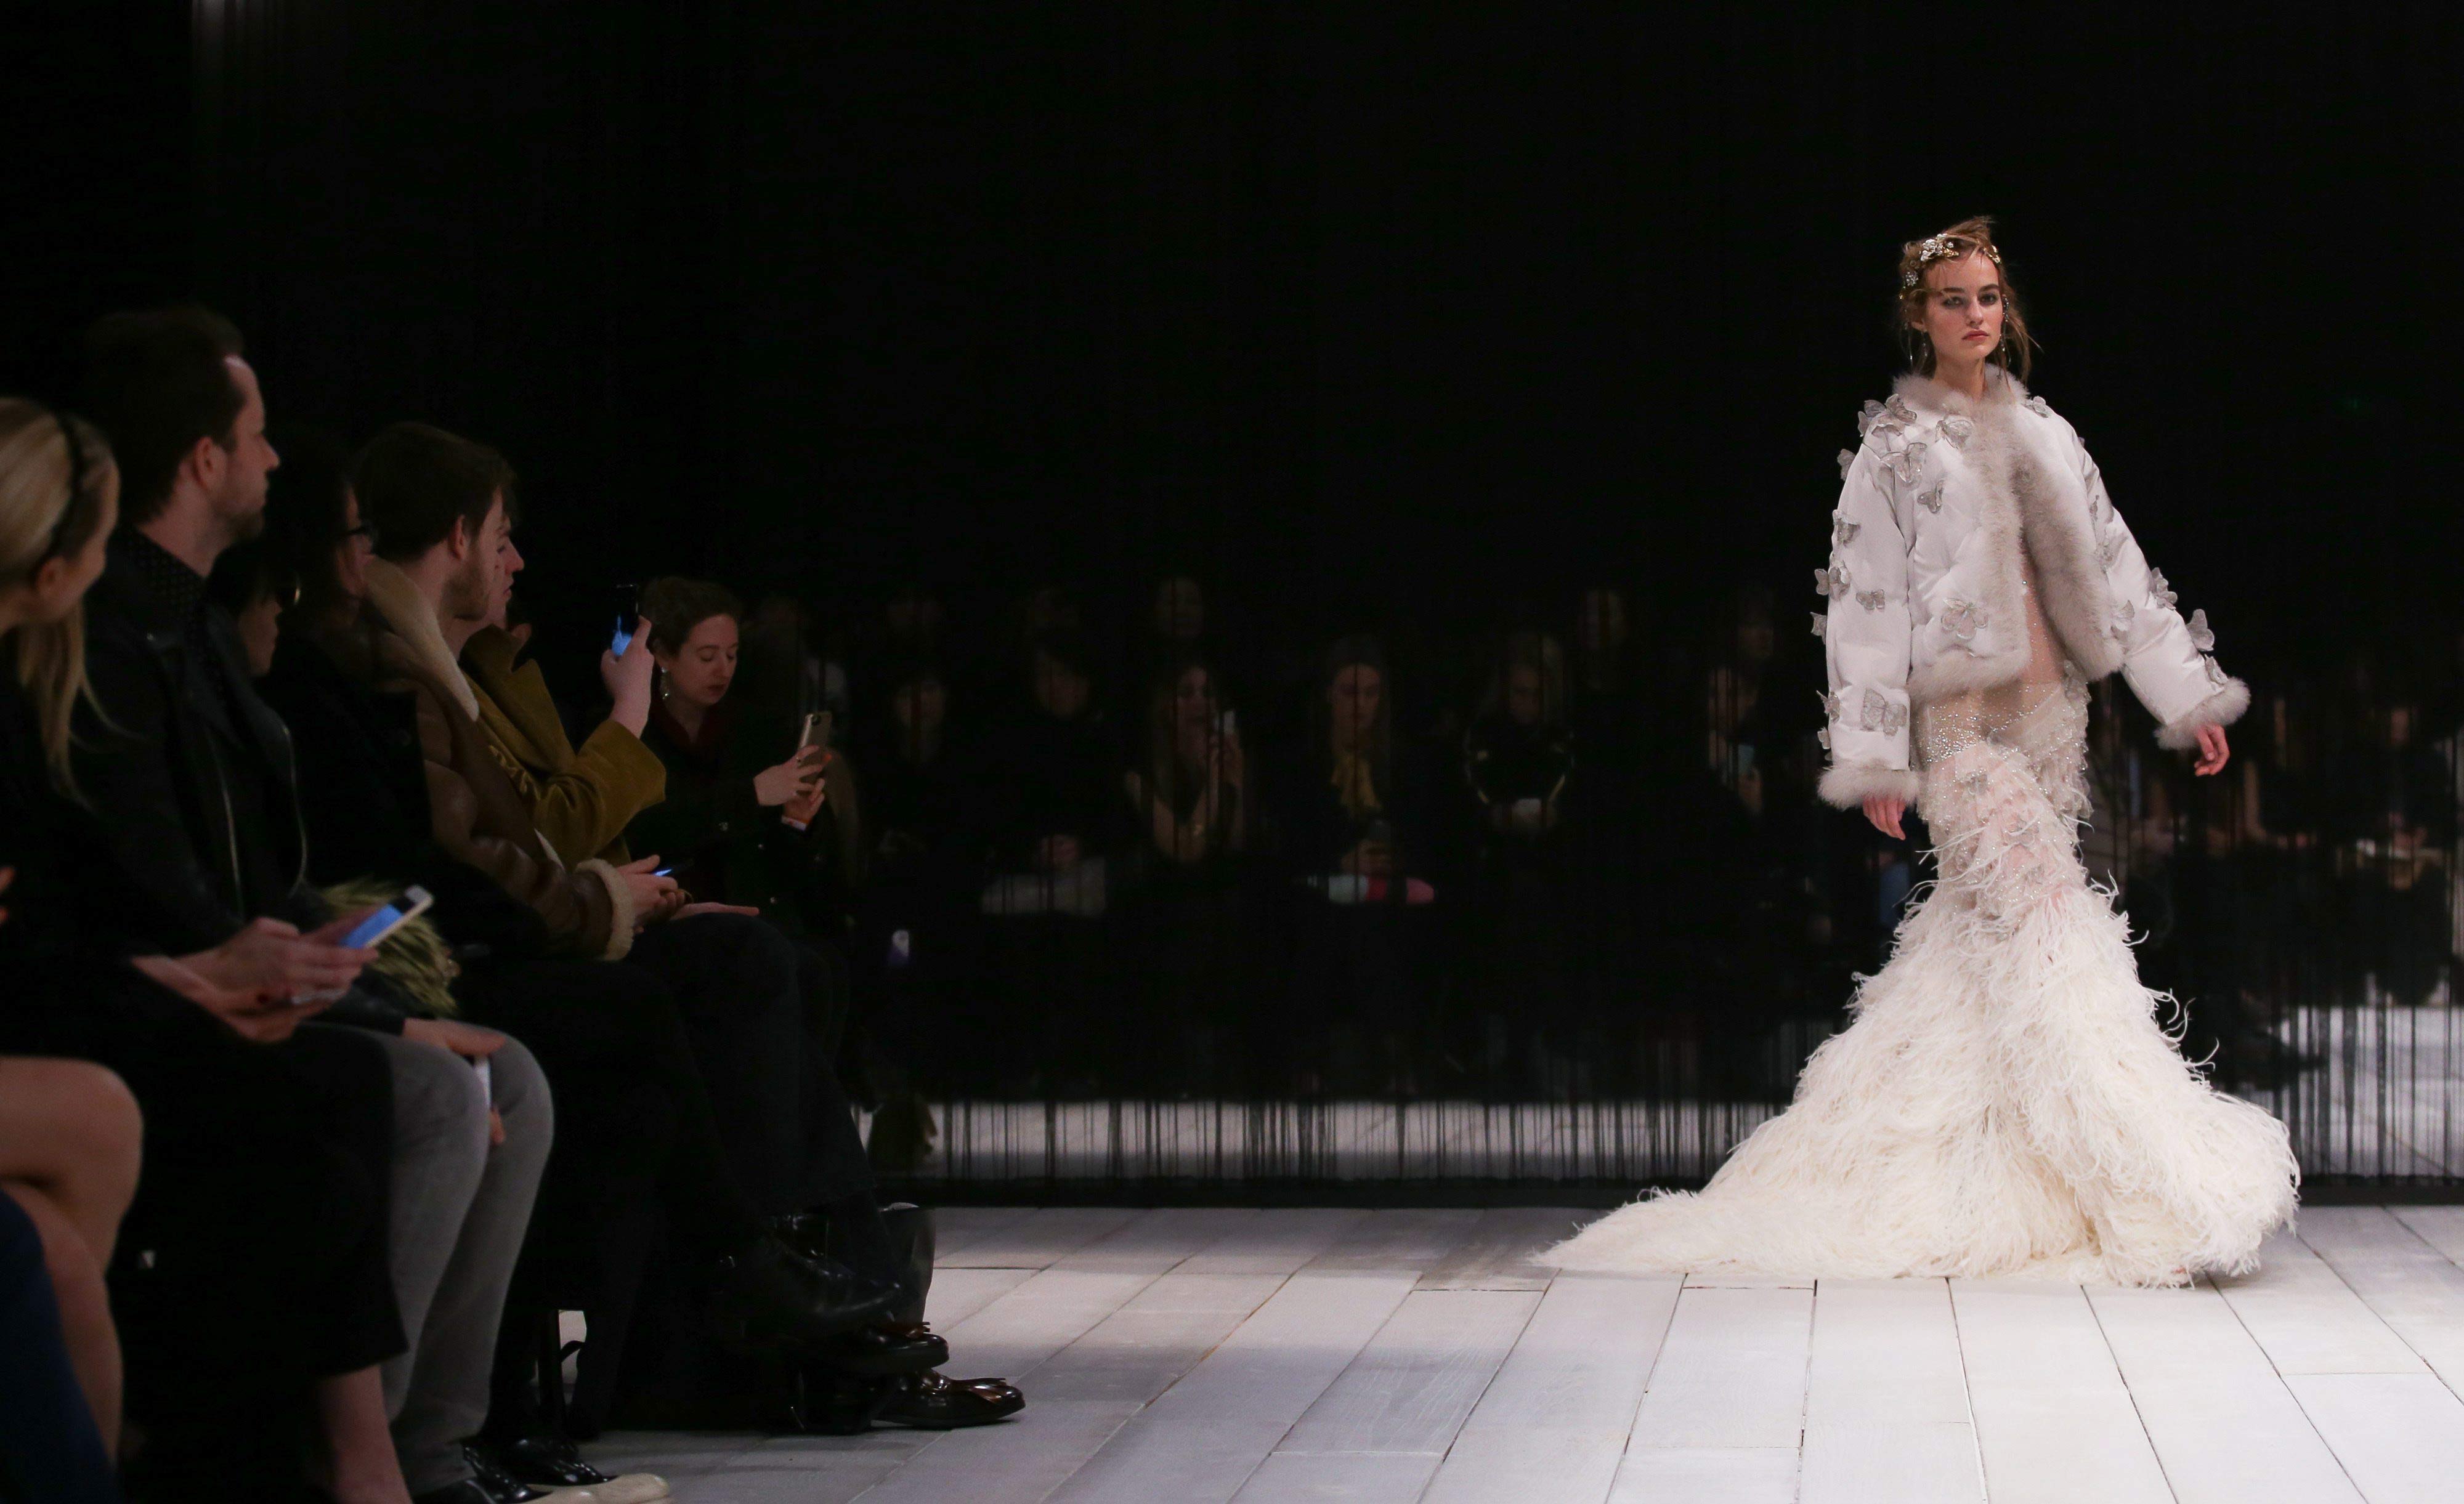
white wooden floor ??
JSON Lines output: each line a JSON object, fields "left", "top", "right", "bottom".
{"left": 590, "top": 1205, "right": 2464, "bottom": 1503}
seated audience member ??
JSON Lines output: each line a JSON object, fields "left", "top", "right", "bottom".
{"left": 1463, "top": 630, "right": 1576, "bottom": 862}
{"left": 0, "top": 394, "right": 402, "bottom": 1501}
{"left": 1462, "top": 631, "right": 1582, "bottom": 1087}
{"left": 349, "top": 425, "right": 1010, "bottom": 1430}
{"left": 0, "top": 1051, "right": 140, "bottom": 1504}
{"left": 856, "top": 658, "right": 997, "bottom": 1096}
{"left": 1116, "top": 655, "right": 1251, "bottom": 1090}
{"left": 76, "top": 313, "right": 554, "bottom": 1504}
{"left": 1275, "top": 636, "right": 1438, "bottom": 1093}
{"left": 984, "top": 626, "right": 1116, "bottom": 917}
{"left": 626, "top": 576, "right": 850, "bottom": 943}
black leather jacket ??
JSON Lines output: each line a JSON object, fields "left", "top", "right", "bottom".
{"left": 75, "top": 533, "right": 318, "bottom": 952}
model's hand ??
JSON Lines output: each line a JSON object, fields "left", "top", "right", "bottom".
{"left": 2192, "top": 724, "right": 2231, "bottom": 777}
{"left": 1863, "top": 795, "right": 1908, "bottom": 839}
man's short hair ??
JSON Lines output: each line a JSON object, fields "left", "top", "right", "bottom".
{"left": 352, "top": 422, "right": 517, "bottom": 562}
{"left": 79, "top": 306, "right": 247, "bottom": 527}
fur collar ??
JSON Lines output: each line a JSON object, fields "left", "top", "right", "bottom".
{"left": 360, "top": 559, "right": 481, "bottom": 721}
{"left": 1894, "top": 366, "right": 2126, "bottom": 698}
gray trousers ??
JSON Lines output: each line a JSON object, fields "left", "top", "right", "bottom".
{"left": 366, "top": 1031, "right": 553, "bottom": 1494}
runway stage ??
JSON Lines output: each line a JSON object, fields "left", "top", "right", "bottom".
{"left": 592, "top": 1204, "right": 2464, "bottom": 1503}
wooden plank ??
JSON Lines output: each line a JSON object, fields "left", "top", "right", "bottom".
{"left": 683, "top": 1431, "right": 938, "bottom": 1504}
{"left": 1301, "top": 1207, "right": 1482, "bottom": 1276}
{"left": 1416, "top": 1206, "right": 1585, "bottom": 1291}
{"left": 2298, "top": 1206, "right": 2464, "bottom": 1391}
{"left": 941, "top": 1268, "right": 1167, "bottom": 1381}
{"left": 1276, "top": 1287, "right": 1541, "bottom": 1455}
{"left": 1055, "top": 1207, "right": 1262, "bottom": 1273}
{"left": 1949, "top": 1280, "right": 2171, "bottom": 1504}
{"left": 1626, "top": 1285, "right": 1814, "bottom": 1449}
{"left": 2285, "top": 1372, "right": 2464, "bottom": 1504}
{"left": 1044, "top": 1274, "right": 1417, "bottom": 1504}
{"left": 847, "top": 1397, "right": 1145, "bottom": 1504}
{"left": 2088, "top": 1283, "right": 2364, "bottom": 1504}
{"left": 1608, "top": 1447, "right": 1798, "bottom": 1503}
{"left": 2391, "top": 1205, "right": 2464, "bottom": 1265}
{"left": 1228, "top": 1451, "right": 1442, "bottom": 1503}
{"left": 941, "top": 1207, "right": 1142, "bottom": 1270}
{"left": 1804, "top": 1279, "right": 1969, "bottom": 1426}
{"left": 1177, "top": 1208, "right": 1371, "bottom": 1277}
{"left": 1798, "top": 1420, "right": 1982, "bottom": 1504}
{"left": 2213, "top": 1231, "right": 2427, "bottom": 1376}
{"left": 1027, "top": 1273, "right": 1292, "bottom": 1404}
{"left": 924, "top": 1266, "right": 1037, "bottom": 1329}
{"left": 1421, "top": 1274, "right": 1682, "bottom": 1504}
{"left": 930, "top": 1205, "right": 1040, "bottom": 1260}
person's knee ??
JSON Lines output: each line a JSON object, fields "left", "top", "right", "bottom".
{"left": 0, "top": 1184, "right": 109, "bottom": 1333}
{"left": 487, "top": 1035, "right": 554, "bottom": 1157}
{"left": 392, "top": 1037, "right": 493, "bottom": 1165}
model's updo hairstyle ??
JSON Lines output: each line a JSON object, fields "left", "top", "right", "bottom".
{"left": 641, "top": 576, "right": 744, "bottom": 657}
{"left": 0, "top": 400, "right": 117, "bottom": 794}
{"left": 1894, "top": 216, "right": 2033, "bottom": 381}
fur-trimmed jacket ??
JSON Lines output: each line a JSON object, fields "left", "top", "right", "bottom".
{"left": 1815, "top": 371, "right": 2248, "bottom": 811}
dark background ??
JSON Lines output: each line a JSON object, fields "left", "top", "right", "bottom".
{"left": 10, "top": 3, "right": 2459, "bottom": 675}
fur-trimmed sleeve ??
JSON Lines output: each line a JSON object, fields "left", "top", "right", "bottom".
{"left": 2075, "top": 432, "right": 2251, "bottom": 750}
{"left": 1817, "top": 443, "right": 1923, "bottom": 810}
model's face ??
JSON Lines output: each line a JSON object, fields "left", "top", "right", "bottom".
{"left": 1330, "top": 664, "right": 1382, "bottom": 742}
{"left": 657, "top": 614, "right": 739, "bottom": 710}
{"left": 1032, "top": 650, "right": 1090, "bottom": 720}
{"left": 1913, "top": 253, "right": 2006, "bottom": 370}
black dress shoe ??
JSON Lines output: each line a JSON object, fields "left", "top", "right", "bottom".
{"left": 456, "top": 1446, "right": 549, "bottom": 1503}
{"left": 708, "top": 1233, "right": 901, "bottom": 1349}
{"left": 809, "top": 1319, "right": 950, "bottom": 1377}
{"left": 479, "top": 1436, "right": 670, "bottom": 1503}
{"left": 873, "top": 1372, "right": 1026, "bottom": 1429}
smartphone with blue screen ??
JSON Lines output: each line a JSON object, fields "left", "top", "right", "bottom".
{"left": 343, "top": 886, "right": 434, "bottom": 950}
{"left": 610, "top": 583, "right": 641, "bottom": 657}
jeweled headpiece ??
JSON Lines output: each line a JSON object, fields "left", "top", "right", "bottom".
{"left": 1900, "top": 233, "right": 2003, "bottom": 289}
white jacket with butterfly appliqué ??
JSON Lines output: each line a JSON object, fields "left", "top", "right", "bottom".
{"left": 1812, "top": 370, "right": 2248, "bottom": 811}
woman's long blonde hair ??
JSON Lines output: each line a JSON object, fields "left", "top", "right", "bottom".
{"left": 0, "top": 400, "right": 116, "bottom": 794}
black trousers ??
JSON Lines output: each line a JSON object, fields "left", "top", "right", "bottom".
{"left": 101, "top": 1019, "right": 399, "bottom": 1498}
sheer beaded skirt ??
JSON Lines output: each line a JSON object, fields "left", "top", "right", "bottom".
{"left": 1551, "top": 551, "right": 2296, "bottom": 1285}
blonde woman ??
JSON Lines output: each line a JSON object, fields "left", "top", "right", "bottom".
{"left": 1552, "top": 222, "right": 2296, "bottom": 1285}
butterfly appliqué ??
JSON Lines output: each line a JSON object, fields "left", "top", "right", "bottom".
{"left": 2186, "top": 608, "right": 2215, "bottom": 653}
{"left": 2110, "top": 599, "right": 2136, "bottom": 640}
{"left": 1879, "top": 441, "right": 1929, "bottom": 484}
{"left": 1916, "top": 487, "right": 1944, "bottom": 514}
{"left": 1837, "top": 448, "right": 1857, "bottom": 479}
{"left": 1832, "top": 514, "right": 1862, "bottom": 548}
{"left": 1939, "top": 598, "right": 1985, "bottom": 645}
{"left": 1809, "top": 612, "right": 1826, "bottom": 639}
{"left": 1814, "top": 562, "right": 1851, "bottom": 598}
{"left": 1937, "top": 414, "right": 1974, "bottom": 449}
{"left": 1855, "top": 589, "right": 1887, "bottom": 612}
{"left": 2024, "top": 395, "right": 2051, "bottom": 418}
{"left": 1859, "top": 688, "right": 1908, "bottom": 735}
{"left": 2148, "top": 569, "right": 2178, "bottom": 612}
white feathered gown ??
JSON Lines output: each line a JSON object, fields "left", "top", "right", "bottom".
{"left": 1548, "top": 595, "right": 2298, "bottom": 1287}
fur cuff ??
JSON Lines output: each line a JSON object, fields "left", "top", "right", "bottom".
{"left": 1818, "top": 761, "right": 1924, "bottom": 811}
{"left": 576, "top": 858, "right": 639, "bottom": 961}
{"left": 2156, "top": 676, "right": 2251, "bottom": 751}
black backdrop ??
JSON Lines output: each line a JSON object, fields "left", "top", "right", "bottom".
{"left": 11, "top": 3, "right": 2461, "bottom": 662}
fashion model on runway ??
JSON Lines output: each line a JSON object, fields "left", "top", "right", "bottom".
{"left": 1550, "top": 219, "right": 2298, "bottom": 1286}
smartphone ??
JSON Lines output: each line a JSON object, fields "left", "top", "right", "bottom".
{"left": 798, "top": 710, "right": 835, "bottom": 753}
{"left": 342, "top": 886, "right": 434, "bottom": 950}
{"left": 610, "top": 582, "right": 641, "bottom": 657}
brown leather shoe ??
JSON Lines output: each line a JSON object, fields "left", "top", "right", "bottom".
{"left": 873, "top": 1372, "right": 1025, "bottom": 1430}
